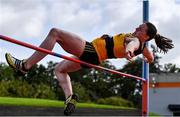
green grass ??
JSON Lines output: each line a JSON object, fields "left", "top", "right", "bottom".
{"left": 149, "top": 112, "right": 161, "bottom": 116}
{"left": 0, "top": 97, "right": 64, "bottom": 107}
{"left": 0, "top": 97, "right": 136, "bottom": 110}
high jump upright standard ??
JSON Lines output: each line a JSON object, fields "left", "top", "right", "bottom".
{"left": 142, "top": 0, "right": 149, "bottom": 116}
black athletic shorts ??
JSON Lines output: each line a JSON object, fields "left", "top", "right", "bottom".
{"left": 79, "top": 41, "right": 100, "bottom": 68}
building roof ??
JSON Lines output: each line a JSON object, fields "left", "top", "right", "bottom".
{"left": 150, "top": 73, "right": 180, "bottom": 83}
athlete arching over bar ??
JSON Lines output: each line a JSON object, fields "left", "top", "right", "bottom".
{"left": 5, "top": 22, "right": 174, "bottom": 116}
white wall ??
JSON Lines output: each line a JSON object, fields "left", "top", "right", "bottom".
{"left": 149, "top": 87, "right": 180, "bottom": 116}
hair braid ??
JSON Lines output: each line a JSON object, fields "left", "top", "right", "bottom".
{"left": 154, "top": 34, "right": 174, "bottom": 53}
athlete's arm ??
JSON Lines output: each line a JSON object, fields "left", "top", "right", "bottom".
{"left": 142, "top": 47, "right": 154, "bottom": 63}
{"left": 125, "top": 38, "right": 140, "bottom": 61}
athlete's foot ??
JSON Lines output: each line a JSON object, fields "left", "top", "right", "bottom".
{"left": 5, "top": 53, "right": 28, "bottom": 74}
{"left": 64, "top": 94, "right": 79, "bottom": 116}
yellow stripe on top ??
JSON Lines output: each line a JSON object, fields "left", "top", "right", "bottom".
{"left": 92, "top": 33, "right": 133, "bottom": 63}
{"left": 91, "top": 37, "right": 108, "bottom": 62}
{"left": 113, "top": 33, "right": 126, "bottom": 58}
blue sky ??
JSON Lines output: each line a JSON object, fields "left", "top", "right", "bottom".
{"left": 0, "top": 0, "right": 180, "bottom": 69}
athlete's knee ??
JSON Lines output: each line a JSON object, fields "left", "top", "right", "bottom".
{"left": 49, "top": 28, "right": 65, "bottom": 42}
{"left": 55, "top": 63, "right": 62, "bottom": 74}
{"left": 54, "top": 62, "right": 67, "bottom": 74}
{"left": 49, "top": 28, "right": 61, "bottom": 38}
{"left": 54, "top": 63, "right": 68, "bottom": 83}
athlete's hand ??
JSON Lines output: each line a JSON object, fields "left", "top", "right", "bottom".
{"left": 125, "top": 51, "right": 134, "bottom": 61}
{"left": 138, "top": 57, "right": 148, "bottom": 63}
{"left": 143, "top": 57, "right": 149, "bottom": 63}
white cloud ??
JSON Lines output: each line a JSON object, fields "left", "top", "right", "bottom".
{"left": 160, "top": 54, "right": 180, "bottom": 68}
{"left": 150, "top": 0, "right": 180, "bottom": 42}
{"left": 47, "top": 1, "right": 103, "bottom": 38}
{"left": 171, "top": 56, "right": 180, "bottom": 66}
{"left": 0, "top": 0, "right": 47, "bottom": 39}
{"left": 0, "top": 0, "right": 180, "bottom": 69}
{"left": 101, "top": 0, "right": 142, "bottom": 34}
{"left": 150, "top": 0, "right": 176, "bottom": 22}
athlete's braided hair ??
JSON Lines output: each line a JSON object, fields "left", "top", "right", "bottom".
{"left": 146, "top": 22, "right": 174, "bottom": 53}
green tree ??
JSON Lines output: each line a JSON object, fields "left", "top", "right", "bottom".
{"left": 0, "top": 63, "right": 15, "bottom": 81}
{"left": 118, "top": 59, "right": 142, "bottom": 99}
{"left": 149, "top": 45, "right": 163, "bottom": 73}
{"left": 163, "top": 63, "right": 180, "bottom": 73}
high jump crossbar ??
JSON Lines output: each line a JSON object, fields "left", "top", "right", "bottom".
{"left": 0, "top": 35, "right": 145, "bottom": 81}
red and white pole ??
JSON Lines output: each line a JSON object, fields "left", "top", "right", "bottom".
{"left": 0, "top": 35, "right": 145, "bottom": 81}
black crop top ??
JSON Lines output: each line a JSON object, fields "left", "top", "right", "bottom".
{"left": 134, "top": 41, "right": 146, "bottom": 56}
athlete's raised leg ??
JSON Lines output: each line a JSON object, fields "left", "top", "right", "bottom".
{"left": 25, "top": 28, "right": 86, "bottom": 69}
{"left": 5, "top": 28, "right": 86, "bottom": 72}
